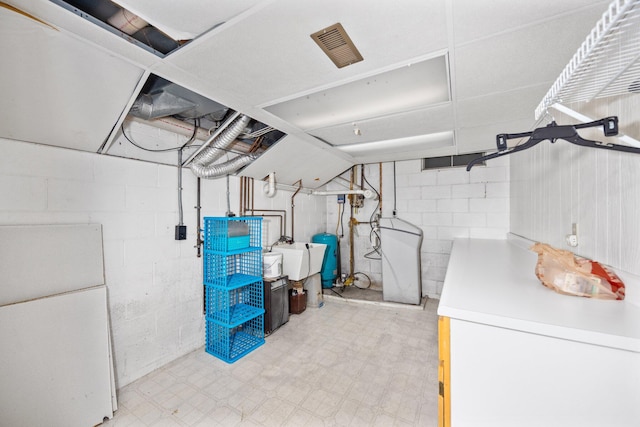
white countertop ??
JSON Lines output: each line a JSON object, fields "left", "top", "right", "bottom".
{"left": 437, "top": 237, "right": 640, "bottom": 353}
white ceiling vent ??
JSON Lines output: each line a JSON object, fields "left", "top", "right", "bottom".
{"left": 311, "top": 23, "right": 363, "bottom": 68}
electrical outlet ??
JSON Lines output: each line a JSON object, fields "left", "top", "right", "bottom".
{"left": 565, "top": 223, "right": 578, "bottom": 247}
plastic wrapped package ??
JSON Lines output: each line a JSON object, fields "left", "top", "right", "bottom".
{"left": 531, "top": 243, "right": 625, "bottom": 300}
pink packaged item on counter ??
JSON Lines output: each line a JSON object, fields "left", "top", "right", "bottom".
{"left": 531, "top": 243, "right": 625, "bottom": 300}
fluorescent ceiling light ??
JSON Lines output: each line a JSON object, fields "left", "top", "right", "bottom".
{"left": 337, "top": 131, "right": 454, "bottom": 154}
{"left": 265, "top": 55, "right": 450, "bottom": 130}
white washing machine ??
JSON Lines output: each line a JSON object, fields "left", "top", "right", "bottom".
{"left": 379, "top": 217, "right": 423, "bottom": 305}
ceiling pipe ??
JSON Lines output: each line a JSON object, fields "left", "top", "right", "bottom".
{"left": 263, "top": 172, "right": 277, "bottom": 198}
{"left": 182, "top": 111, "right": 241, "bottom": 166}
{"left": 311, "top": 189, "right": 374, "bottom": 199}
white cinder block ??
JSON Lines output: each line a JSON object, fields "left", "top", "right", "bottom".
{"left": 422, "top": 185, "right": 451, "bottom": 200}
{"left": 423, "top": 252, "right": 450, "bottom": 268}
{"left": 91, "top": 212, "right": 156, "bottom": 240}
{"left": 422, "top": 279, "right": 440, "bottom": 297}
{"left": 470, "top": 198, "right": 509, "bottom": 213}
{"left": 422, "top": 238, "right": 453, "bottom": 254}
{"left": 452, "top": 183, "right": 485, "bottom": 199}
{"left": 423, "top": 212, "right": 453, "bottom": 227}
{"left": 396, "top": 173, "right": 421, "bottom": 187}
{"left": 420, "top": 171, "right": 438, "bottom": 186}
{"left": 470, "top": 166, "right": 508, "bottom": 183}
{"left": 0, "top": 138, "right": 93, "bottom": 181}
{"left": 424, "top": 266, "right": 447, "bottom": 282}
{"left": 487, "top": 212, "right": 510, "bottom": 228}
{"left": 125, "top": 186, "right": 157, "bottom": 212}
{"left": 437, "top": 226, "right": 470, "bottom": 240}
{"left": 397, "top": 212, "right": 422, "bottom": 226}
{"left": 396, "top": 186, "right": 421, "bottom": 201}
{"left": 48, "top": 179, "right": 125, "bottom": 212}
{"left": 94, "top": 156, "right": 158, "bottom": 187}
{"left": 486, "top": 182, "right": 510, "bottom": 198}
{"left": 0, "top": 176, "right": 47, "bottom": 211}
{"left": 453, "top": 212, "right": 486, "bottom": 227}
{"left": 469, "top": 227, "right": 508, "bottom": 239}
{"left": 395, "top": 159, "right": 422, "bottom": 174}
{"left": 437, "top": 198, "right": 468, "bottom": 213}
{"left": 437, "top": 169, "right": 470, "bottom": 185}
{"left": 418, "top": 225, "right": 438, "bottom": 240}
{"left": 407, "top": 199, "right": 437, "bottom": 212}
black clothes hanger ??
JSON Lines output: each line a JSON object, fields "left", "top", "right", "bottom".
{"left": 466, "top": 116, "right": 640, "bottom": 171}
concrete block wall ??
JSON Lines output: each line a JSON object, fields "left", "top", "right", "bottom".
{"left": 0, "top": 138, "right": 326, "bottom": 388}
{"left": 326, "top": 157, "right": 510, "bottom": 298}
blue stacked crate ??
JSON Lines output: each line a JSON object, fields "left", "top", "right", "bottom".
{"left": 203, "top": 217, "right": 264, "bottom": 363}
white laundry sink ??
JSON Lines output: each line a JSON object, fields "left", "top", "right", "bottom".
{"left": 271, "top": 242, "right": 327, "bottom": 281}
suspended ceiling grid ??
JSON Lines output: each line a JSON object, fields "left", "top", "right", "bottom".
{"left": 0, "top": 0, "right": 613, "bottom": 187}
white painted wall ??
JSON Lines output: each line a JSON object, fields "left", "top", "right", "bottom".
{"left": 0, "top": 138, "right": 326, "bottom": 388}
{"left": 326, "top": 158, "right": 510, "bottom": 298}
{"left": 510, "top": 97, "right": 640, "bottom": 277}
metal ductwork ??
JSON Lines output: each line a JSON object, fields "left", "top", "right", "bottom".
{"left": 129, "top": 92, "right": 196, "bottom": 120}
{"left": 190, "top": 114, "right": 255, "bottom": 178}
{"left": 191, "top": 154, "right": 257, "bottom": 179}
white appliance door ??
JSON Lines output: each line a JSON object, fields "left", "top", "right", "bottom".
{"left": 380, "top": 217, "right": 423, "bottom": 304}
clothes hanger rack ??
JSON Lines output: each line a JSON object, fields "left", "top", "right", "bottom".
{"left": 466, "top": 116, "right": 640, "bottom": 171}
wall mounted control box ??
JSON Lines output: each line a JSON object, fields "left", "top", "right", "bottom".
{"left": 175, "top": 225, "right": 187, "bottom": 240}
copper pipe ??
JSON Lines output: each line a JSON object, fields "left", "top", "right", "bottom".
{"left": 246, "top": 209, "right": 287, "bottom": 239}
{"left": 291, "top": 179, "right": 302, "bottom": 242}
{"left": 250, "top": 178, "right": 255, "bottom": 212}
{"left": 239, "top": 176, "right": 244, "bottom": 216}
{"left": 349, "top": 166, "right": 356, "bottom": 279}
{"left": 245, "top": 213, "right": 284, "bottom": 242}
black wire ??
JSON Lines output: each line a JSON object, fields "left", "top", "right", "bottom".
{"left": 353, "top": 271, "right": 372, "bottom": 289}
{"left": 393, "top": 161, "right": 397, "bottom": 216}
{"left": 362, "top": 167, "right": 382, "bottom": 259}
{"left": 121, "top": 120, "right": 200, "bottom": 152}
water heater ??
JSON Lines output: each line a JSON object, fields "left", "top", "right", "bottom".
{"left": 311, "top": 233, "right": 338, "bottom": 288}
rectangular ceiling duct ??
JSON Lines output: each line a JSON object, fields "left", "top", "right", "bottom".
{"left": 311, "top": 23, "right": 363, "bottom": 68}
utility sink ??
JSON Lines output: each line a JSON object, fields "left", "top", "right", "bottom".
{"left": 271, "top": 242, "right": 327, "bottom": 281}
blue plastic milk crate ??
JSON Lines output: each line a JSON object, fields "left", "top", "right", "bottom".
{"left": 203, "top": 217, "right": 262, "bottom": 252}
{"left": 205, "top": 280, "right": 264, "bottom": 326}
{"left": 203, "top": 251, "right": 262, "bottom": 288}
{"left": 205, "top": 316, "right": 264, "bottom": 363}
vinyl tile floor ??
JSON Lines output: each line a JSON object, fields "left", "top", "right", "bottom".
{"left": 102, "top": 298, "right": 440, "bottom": 427}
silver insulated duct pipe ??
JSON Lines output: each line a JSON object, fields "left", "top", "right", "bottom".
{"left": 190, "top": 114, "right": 253, "bottom": 179}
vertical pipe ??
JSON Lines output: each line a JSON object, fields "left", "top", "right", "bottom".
{"left": 250, "top": 178, "right": 255, "bottom": 211}
{"left": 196, "top": 177, "right": 202, "bottom": 257}
{"left": 291, "top": 179, "right": 302, "bottom": 242}
{"left": 177, "top": 149, "right": 184, "bottom": 225}
{"left": 349, "top": 166, "right": 356, "bottom": 279}
{"left": 239, "top": 176, "right": 244, "bottom": 216}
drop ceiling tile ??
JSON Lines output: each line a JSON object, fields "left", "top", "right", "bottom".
{"left": 455, "top": 83, "right": 549, "bottom": 129}
{"left": 111, "top": 0, "right": 262, "bottom": 41}
{"left": 265, "top": 55, "right": 449, "bottom": 131}
{"left": 456, "top": 117, "right": 536, "bottom": 154}
{"left": 452, "top": 0, "right": 610, "bottom": 45}
{"left": 241, "top": 135, "right": 353, "bottom": 188}
{"left": 453, "top": 5, "right": 606, "bottom": 100}
{"left": 0, "top": 7, "right": 143, "bottom": 152}
{"left": 165, "top": 0, "right": 448, "bottom": 108}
